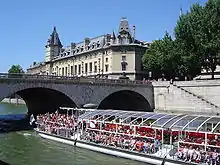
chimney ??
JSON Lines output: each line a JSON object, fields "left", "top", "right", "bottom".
{"left": 132, "top": 25, "right": 136, "bottom": 43}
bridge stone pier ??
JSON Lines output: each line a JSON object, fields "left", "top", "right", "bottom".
{"left": 0, "top": 74, "right": 154, "bottom": 116}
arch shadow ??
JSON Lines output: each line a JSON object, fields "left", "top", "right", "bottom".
{"left": 15, "top": 87, "right": 76, "bottom": 115}
{"left": 98, "top": 90, "right": 152, "bottom": 112}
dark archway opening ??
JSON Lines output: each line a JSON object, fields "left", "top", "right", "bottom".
{"left": 16, "top": 87, "right": 76, "bottom": 116}
{"left": 98, "top": 90, "right": 152, "bottom": 112}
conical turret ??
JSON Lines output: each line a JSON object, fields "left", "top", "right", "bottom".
{"left": 117, "top": 17, "right": 132, "bottom": 44}
{"left": 46, "top": 26, "right": 62, "bottom": 47}
{"left": 45, "top": 26, "right": 63, "bottom": 62}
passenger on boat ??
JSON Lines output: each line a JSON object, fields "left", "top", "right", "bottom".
{"left": 182, "top": 146, "right": 189, "bottom": 161}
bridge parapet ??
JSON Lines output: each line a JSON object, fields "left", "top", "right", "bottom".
{"left": 0, "top": 73, "right": 152, "bottom": 87}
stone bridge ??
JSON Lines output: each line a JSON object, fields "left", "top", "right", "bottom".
{"left": 0, "top": 74, "right": 154, "bottom": 116}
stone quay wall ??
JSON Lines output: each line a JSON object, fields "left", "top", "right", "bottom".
{"left": 153, "top": 80, "right": 220, "bottom": 116}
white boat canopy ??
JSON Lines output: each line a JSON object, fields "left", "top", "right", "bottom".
{"left": 65, "top": 108, "right": 220, "bottom": 134}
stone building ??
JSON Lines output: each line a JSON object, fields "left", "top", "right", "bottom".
{"left": 27, "top": 17, "right": 150, "bottom": 80}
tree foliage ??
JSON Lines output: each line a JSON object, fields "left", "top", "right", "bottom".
{"left": 143, "top": 0, "right": 220, "bottom": 80}
{"left": 143, "top": 32, "right": 181, "bottom": 80}
{"left": 8, "top": 65, "right": 24, "bottom": 74}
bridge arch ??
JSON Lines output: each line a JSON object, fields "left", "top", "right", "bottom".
{"left": 98, "top": 90, "right": 152, "bottom": 112}
{"left": 14, "top": 87, "right": 76, "bottom": 115}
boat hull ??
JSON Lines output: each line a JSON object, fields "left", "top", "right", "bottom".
{"left": 37, "top": 131, "right": 194, "bottom": 165}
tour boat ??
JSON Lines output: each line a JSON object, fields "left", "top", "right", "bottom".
{"left": 35, "top": 107, "right": 220, "bottom": 165}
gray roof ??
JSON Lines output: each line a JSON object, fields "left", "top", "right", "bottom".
{"left": 58, "top": 35, "right": 107, "bottom": 58}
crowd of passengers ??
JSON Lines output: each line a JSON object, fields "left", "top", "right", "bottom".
{"left": 36, "top": 112, "right": 77, "bottom": 134}
{"left": 80, "top": 129, "right": 161, "bottom": 154}
{"left": 87, "top": 121, "right": 162, "bottom": 140}
{"left": 178, "top": 132, "right": 220, "bottom": 146}
{"left": 176, "top": 144, "right": 220, "bottom": 164}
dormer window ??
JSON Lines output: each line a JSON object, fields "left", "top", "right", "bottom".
{"left": 122, "top": 37, "right": 126, "bottom": 44}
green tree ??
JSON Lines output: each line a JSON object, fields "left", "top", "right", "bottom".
{"left": 142, "top": 32, "right": 180, "bottom": 80}
{"left": 174, "top": 3, "right": 204, "bottom": 79}
{"left": 8, "top": 65, "right": 24, "bottom": 74}
{"left": 143, "top": 0, "right": 220, "bottom": 80}
{"left": 200, "top": 0, "right": 220, "bottom": 79}
{"left": 175, "top": 1, "right": 220, "bottom": 79}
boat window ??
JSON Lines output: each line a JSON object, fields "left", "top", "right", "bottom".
{"left": 75, "top": 108, "right": 220, "bottom": 134}
{"left": 171, "top": 115, "right": 197, "bottom": 131}
{"left": 151, "top": 114, "right": 176, "bottom": 128}
{"left": 184, "top": 116, "right": 211, "bottom": 132}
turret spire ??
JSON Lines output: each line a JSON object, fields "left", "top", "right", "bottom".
{"left": 117, "top": 17, "right": 132, "bottom": 44}
{"left": 118, "top": 17, "right": 131, "bottom": 35}
{"left": 46, "top": 26, "right": 62, "bottom": 47}
{"left": 111, "top": 30, "right": 116, "bottom": 39}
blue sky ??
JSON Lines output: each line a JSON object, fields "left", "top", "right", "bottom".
{"left": 0, "top": 0, "right": 207, "bottom": 72}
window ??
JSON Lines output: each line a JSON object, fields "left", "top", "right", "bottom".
{"left": 62, "top": 67, "right": 64, "bottom": 76}
{"left": 70, "top": 66, "right": 73, "bottom": 75}
{"left": 122, "top": 37, "right": 126, "bottom": 44}
{"left": 106, "top": 57, "right": 108, "bottom": 63}
{"left": 121, "top": 62, "right": 127, "bottom": 71}
{"left": 65, "top": 67, "right": 68, "bottom": 76}
{"left": 89, "top": 62, "right": 92, "bottom": 73}
{"left": 122, "top": 56, "right": 126, "bottom": 61}
{"left": 74, "top": 65, "right": 77, "bottom": 75}
{"left": 85, "top": 63, "right": 88, "bottom": 74}
{"left": 94, "top": 61, "right": 97, "bottom": 73}
{"left": 78, "top": 64, "right": 81, "bottom": 74}
{"left": 105, "top": 64, "right": 109, "bottom": 72}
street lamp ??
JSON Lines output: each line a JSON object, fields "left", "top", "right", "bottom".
{"left": 149, "top": 71, "right": 152, "bottom": 80}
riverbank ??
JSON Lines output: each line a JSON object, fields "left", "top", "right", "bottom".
{"left": 1, "top": 98, "right": 25, "bottom": 105}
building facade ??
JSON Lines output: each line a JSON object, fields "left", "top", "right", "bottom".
{"left": 27, "top": 17, "right": 150, "bottom": 80}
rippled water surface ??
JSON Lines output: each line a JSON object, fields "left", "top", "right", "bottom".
{"left": 0, "top": 103, "right": 146, "bottom": 165}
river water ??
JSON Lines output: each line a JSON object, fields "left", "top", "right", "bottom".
{"left": 0, "top": 103, "right": 146, "bottom": 165}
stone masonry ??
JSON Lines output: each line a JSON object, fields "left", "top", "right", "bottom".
{"left": 153, "top": 80, "right": 220, "bottom": 116}
{"left": 0, "top": 78, "right": 154, "bottom": 111}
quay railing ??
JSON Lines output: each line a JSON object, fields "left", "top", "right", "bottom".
{"left": 0, "top": 73, "right": 152, "bottom": 86}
